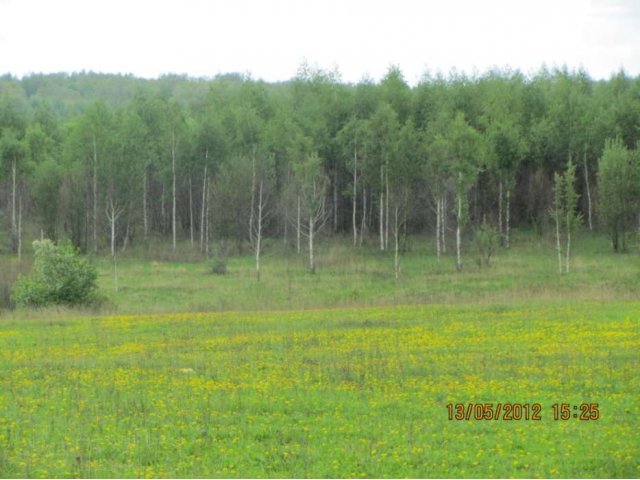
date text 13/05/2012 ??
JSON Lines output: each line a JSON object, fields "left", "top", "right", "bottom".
{"left": 446, "top": 403, "right": 600, "bottom": 421}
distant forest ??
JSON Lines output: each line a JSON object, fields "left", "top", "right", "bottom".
{"left": 1, "top": 66, "right": 639, "bottom": 266}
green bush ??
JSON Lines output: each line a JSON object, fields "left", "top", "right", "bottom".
{"left": 12, "top": 239, "right": 98, "bottom": 307}
{"left": 474, "top": 220, "right": 499, "bottom": 268}
{"left": 209, "top": 255, "right": 228, "bottom": 275}
{"left": 208, "top": 241, "right": 230, "bottom": 275}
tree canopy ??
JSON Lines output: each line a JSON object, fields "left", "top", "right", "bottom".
{"left": 0, "top": 66, "right": 639, "bottom": 262}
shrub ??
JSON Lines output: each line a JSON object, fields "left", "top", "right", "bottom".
{"left": 209, "top": 241, "right": 229, "bottom": 275}
{"left": 12, "top": 239, "right": 98, "bottom": 307}
{"left": 474, "top": 220, "right": 499, "bottom": 268}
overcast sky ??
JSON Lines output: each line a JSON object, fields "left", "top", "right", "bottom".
{"left": 1, "top": 0, "right": 639, "bottom": 84}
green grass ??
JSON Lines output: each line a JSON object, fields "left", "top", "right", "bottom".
{"left": 0, "top": 231, "right": 638, "bottom": 477}
{"left": 75, "top": 230, "right": 640, "bottom": 315}
{"left": 0, "top": 303, "right": 638, "bottom": 477}
{"left": 3, "top": 230, "right": 638, "bottom": 317}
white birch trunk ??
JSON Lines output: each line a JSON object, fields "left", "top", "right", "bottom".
{"left": 506, "top": 188, "right": 511, "bottom": 249}
{"left": 385, "top": 166, "right": 389, "bottom": 250}
{"left": 436, "top": 195, "right": 441, "bottom": 258}
{"left": 161, "top": 184, "right": 165, "bottom": 230}
{"left": 565, "top": 209, "right": 571, "bottom": 274}
{"left": 11, "top": 158, "right": 16, "bottom": 241}
{"left": 352, "top": 145, "right": 358, "bottom": 246}
{"left": 584, "top": 149, "right": 593, "bottom": 231}
{"left": 283, "top": 192, "right": 288, "bottom": 248}
{"left": 205, "top": 178, "right": 210, "bottom": 256}
{"left": 249, "top": 152, "right": 256, "bottom": 248}
{"left": 360, "top": 186, "right": 366, "bottom": 247}
{"left": 333, "top": 169, "right": 338, "bottom": 233}
{"left": 379, "top": 191, "right": 384, "bottom": 250}
{"left": 456, "top": 195, "right": 462, "bottom": 272}
{"left": 256, "top": 181, "right": 263, "bottom": 281}
{"left": 171, "top": 129, "right": 177, "bottom": 250}
{"left": 394, "top": 205, "right": 400, "bottom": 281}
{"left": 189, "top": 175, "right": 193, "bottom": 246}
{"left": 442, "top": 194, "right": 447, "bottom": 254}
{"left": 105, "top": 197, "right": 124, "bottom": 292}
{"left": 110, "top": 207, "right": 116, "bottom": 258}
{"left": 296, "top": 195, "right": 301, "bottom": 254}
{"left": 93, "top": 134, "right": 98, "bottom": 253}
{"left": 555, "top": 202, "right": 562, "bottom": 274}
{"left": 189, "top": 176, "right": 194, "bottom": 246}
{"left": 308, "top": 215, "right": 315, "bottom": 274}
{"left": 200, "top": 163, "right": 207, "bottom": 252}
{"left": 368, "top": 189, "right": 373, "bottom": 232}
{"left": 498, "top": 179, "right": 503, "bottom": 240}
{"left": 143, "top": 169, "right": 148, "bottom": 237}
{"left": 379, "top": 166, "right": 384, "bottom": 251}
{"left": 17, "top": 193, "right": 22, "bottom": 260}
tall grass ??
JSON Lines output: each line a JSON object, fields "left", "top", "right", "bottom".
{"left": 2, "top": 229, "right": 639, "bottom": 317}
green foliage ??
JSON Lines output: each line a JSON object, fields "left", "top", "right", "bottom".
{"left": 449, "top": 112, "right": 483, "bottom": 219}
{"left": 2, "top": 69, "right": 640, "bottom": 258}
{"left": 474, "top": 220, "right": 499, "bottom": 267}
{"left": 597, "top": 138, "right": 640, "bottom": 251}
{"left": 550, "top": 159, "right": 582, "bottom": 272}
{"left": 563, "top": 158, "right": 582, "bottom": 232}
{"left": 12, "top": 239, "right": 98, "bottom": 307}
{"left": 292, "top": 151, "right": 329, "bottom": 217}
{"left": 30, "top": 158, "right": 63, "bottom": 239}
{"left": 208, "top": 242, "right": 230, "bottom": 275}
{"left": 209, "top": 256, "right": 228, "bottom": 275}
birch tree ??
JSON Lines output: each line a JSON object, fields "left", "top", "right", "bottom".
{"left": 0, "top": 129, "right": 25, "bottom": 254}
{"left": 551, "top": 171, "right": 565, "bottom": 274}
{"left": 368, "top": 103, "right": 399, "bottom": 251}
{"left": 388, "top": 120, "right": 418, "bottom": 280}
{"left": 448, "top": 113, "right": 483, "bottom": 272}
{"left": 293, "top": 152, "right": 329, "bottom": 274}
{"left": 0, "top": 87, "right": 28, "bottom": 254}
{"left": 280, "top": 127, "right": 314, "bottom": 254}
{"left": 424, "top": 120, "right": 452, "bottom": 259}
{"left": 550, "top": 159, "right": 582, "bottom": 273}
{"left": 193, "top": 107, "right": 227, "bottom": 253}
{"left": 486, "top": 120, "right": 527, "bottom": 248}
{"left": 248, "top": 152, "right": 275, "bottom": 281}
{"left": 563, "top": 159, "right": 581, "bottom": 273}
{"left": 337, "top": 116, "right": 370, "bottom": 246}
{"left": 64, "top": 101, "right": 115, "bottom": 253}
{"left": 156, "top": 98, "right": 188, "bottom": 250}
{"left": 105, "top": 197, "right": 124, "bottom": 291}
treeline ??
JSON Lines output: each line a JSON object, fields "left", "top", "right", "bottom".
{"left": 1, "top": 65, "right": 639, "bottom": 272}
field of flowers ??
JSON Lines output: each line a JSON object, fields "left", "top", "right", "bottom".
{"left": 0, "top": 303, "right": 638, "bottom": 477}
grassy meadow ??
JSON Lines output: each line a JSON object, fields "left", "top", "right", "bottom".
{"left": 90, "top": 231, "right": 640, "bottom": 314}
{"left": 0, "top": 231, "right": 639, "bottom": 477}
